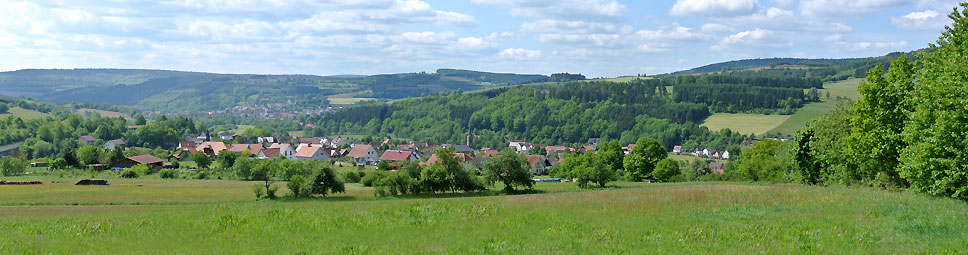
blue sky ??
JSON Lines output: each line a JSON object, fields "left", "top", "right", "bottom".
{"left": 0, "top": 0, "right": 960, "bottom": 77}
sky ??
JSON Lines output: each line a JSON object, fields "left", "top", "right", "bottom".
{"left": 0, "top": 0, "right": 961, "bottom": 77}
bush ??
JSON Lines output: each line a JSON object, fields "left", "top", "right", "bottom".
{"left": 130, "top": 164, "right": 154, "bottom": 175}
{"left": 170, "top": 161, "right": 180, "bottom": 169}
{"left": 287, "top": 175, "right": 308, "bottom": 197}
{"left": 252, "top": 183, "right": 265, "bottom": 199}
{"left": 159, "top": 169, "right": 177, "bottom": 179}
{"left": 266, "top": 184, "right": 279, "bottom": 199}
{"left": 195, "top": 171, "right": 209, "bottom": 180}
{"left": 343, "top": 171, "right": 361, "bottom": 183}
{"left": 120, "top": 170, "right": 139, "bottom": 178}
{"left": 361, "top": 170, "right": 387, "bottom": 187}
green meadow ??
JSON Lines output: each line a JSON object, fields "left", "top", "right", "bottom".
{"left": 1, "top": 173, "right": 966, "bottom": 254}
{"left": 768, "top": 78, "right": 862, "bottom": 135}
{"left": 0, "top": 107, "right": 49, "bottom": 120}
{"left": 700, "top": 113, "right": 791, "bottom": 135}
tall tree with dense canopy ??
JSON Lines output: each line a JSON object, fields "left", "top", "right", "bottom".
{"left": 482, "top": 149, "right": 533, "bottom": 192}
{"left": 598, "top": 141, "right": 624, "bottom": 176}
{"left": 900, "top": 3, "right": 968, "bottom": 199}
{"left": 191, "top": 152, "right": 211, "bottom": 169}
{"left": 652, "top": 158, "right": 680, "bottom": 182}
{"left": 623, "top": 137, "right": 667, "bottom": 181}
{"left": 844, "top": 56, "right": 915, "bottom": 187}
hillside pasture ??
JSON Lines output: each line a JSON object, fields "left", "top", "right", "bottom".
{"left": 0, "top": 107, "right": 49, "bottom": 120}
{"left": 700, "top": 113, "right": 791, "bottom": 136}
{"left": 76, "top": 108, "right": 131, "bottom": 120}
{"left": 1, "top": 181, "right": 966, "bottom": 254}
{"left": 768, "top": 78, "right": 861, "bottom": 135}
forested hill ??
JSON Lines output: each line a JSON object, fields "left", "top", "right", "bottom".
{"left": 670, "top": 51, "right": 912, "bottom": 78}
{"left": 5, "top": 68, "right": 547, "bottom": 112}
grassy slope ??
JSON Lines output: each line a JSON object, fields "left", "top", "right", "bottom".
{"left": 1, "top": 174, "right": 967, "bottom": 253}
{"left": 0, "top": 107, "right": 49, "bottom": 120}
{"left": 76, "top": 108, "right": 131, "bottom": 120}
{"left": 701, "top": 113, "right": 792, "bottom": 135}
{"left": 768, "top": 78, "right": 861, "bottom": 135}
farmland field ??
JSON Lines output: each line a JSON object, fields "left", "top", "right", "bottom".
{"left": 328, "top": 97, "right": 377, "bottom": 105}
{"left": 768, "top": 78, "right": 861, "bottom": 135}
{"left": 76, "top": 108, "right": 131, "bottom": 120}
{"left": 700, "top": 113, "right": 791, "bottom": 135}
{"left": 0, "top": 107, "right": 49, "bottom": 120}
{"left": 1, "top": 174, "right": 966, "bottom": 254}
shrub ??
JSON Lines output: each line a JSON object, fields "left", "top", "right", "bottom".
{"left": 120, "top": 170, "right": 139, "bottom": 178}
{"left": 361, "top": 170, "right": 387, "bottom": 187}
{"left": 252, "top": 183, "right": 265, "bottom": 199}
{"left": 287, "top": 175, "right": 308, "bottom": 197}
{"left": 195, "top": 171, "right": 209, "bottom": 180}
{"left": 343, "top": 171, "right": 361, "bottom": 183}
{"left": 130, "top": 164, "right": 154, "bottom": 175}
{"left": 170, "top": 161, "right": 180, "bottom": 169}
{"left": 159, "top": 169, "right": 177, "bottom": 179}
{"left": 266, "top": 184, "right": 279, "bottom": 199}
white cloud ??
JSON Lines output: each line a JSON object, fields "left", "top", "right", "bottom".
{"left": 721, "top": 28, "right": 771, "bottom": 44}
{"left": 892, "top": 10, "right": 949, "bottom": 31}
{"left": 669, "top": 0, "right": 760, "bottom": 17}
{"left": 710, "top": 28, "right": 792, "bottom": 52}
{"left": 472, "top": 0, "right": 625, "bottom": 21}
{"left": 701, "top": 23, "right": 732, "bottom": 33}
{"left": 800, "top": 0, "right": 909, "bottom": 18}
{"left": 769, "top": 0, "right": 796, "bottom": 8}
{"left": 635, "top": 25, "right": 715, "bottom": 41}
{"left": 839, "top": 40, "right": 909, "bottom": 51}
{"left": 720, "top": 7, "right": 852, "bottom": 33}
{"left": 499, "top": 48, "right": 542, "bottom": 59}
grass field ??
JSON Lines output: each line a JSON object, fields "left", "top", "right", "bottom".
{"left": 230, "top": 124, "right": 255, "bottom": 134}
{"left": 590, "top": 76, "right": 651, "bottom": 83}
{"left": 0, "top": 107, "right": 49, "bottom": 120}
{"left": 329, "top": 97, "right": 377, "bottom": 105}
{"left": 1, "top": 175, "right": 966, "bottom": 253}
{"left": 700, "top": 113, "right": 792, "bottom": 135}
{"left": 76, "top": 108, "right": 131, "bottom": 120}
{"left": 768, "top": 79, "right": 861, "bottom": 135}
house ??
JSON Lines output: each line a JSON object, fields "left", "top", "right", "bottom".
{"left": 673, "top": 145, "right": 682, "bottom": 155}
{"left": 110, "top": 154, "right": 164, "bottom": 169}
{"left": 169, "top": 149, "right": 194, "bottom": 162}
{"left": 419, "top": 153, "right": 474, "bottom": 167}
{"left": 293, "top": 144, "right": 330, "bottom": 161}
{"left": 380, "top": 150, "right": 418, "bottom": 163}
{"left": 257, "top": 137, "right": 275, "bottom": 144}
{"left": 692, "top": 146, "right": 705, "bottom": 156}
{"left": 229, "top": 144, "right": 264, "bottom": 156}
{"left": 104, "top": 139, "right": 126, "bottom": 150}
{"left": 259, "top": 148, "right": 281, "bottom": 159}
{"left": 195, "top": 141, "right": 229, "bottom": 157}
{"left": 579, "top": 145, "right": 596, "bottom": 153}
{"left": 622, "top": 144, "right": 636, "bottom": 155}
{"left": 347, "top": 144, "right": 379, "bottom": 165}
{"left": 703, "top": 148, "right": 715, "bottom": 157}
{"left": 478, "top": 148, "right": 500, "bottom": 158}
{"left": 545, "top": 145, "right": 568, "bottom": 155}
{"left": 722, "top": 150, "right": 731, "bottom": 160}
{"left": 177, "top": 141, "right": 197, "bottom": 150}
{"left": 78, "top": 135, "right": 96, "bottom": 145}
{"left": 709, "top": 162, "right": 726, "bottom": 174}
{"left": 712, "top": 151, "right": 722, "bottom": 159}
{"left": 445, "top": 144, "right": 474, "bottom": 154}
{"left": 268, "top": 143, "right": 297, "bottom": 159}
{"left": 127, "top": 125, "right": 144, "bottom": 131}
{"left": 217, "top": 131, "right": 234, "bottom": 140}
{"left": 30, "top": 161, "right": 48, "bottom": 168}
{"left": 298, "top": 137, "right": 323, "bottom": 145}
{"left": 185, "top": 133, "right": 207, "bottom": 143}
{"left": 526, "top": 155, "right": 553, "bottom": 175}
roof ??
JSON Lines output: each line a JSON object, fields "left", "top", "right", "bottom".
{"left": 261, "top": 148, "right": 280, "bottom": 158}
{"left": 420, "top": 153, "right": 473, "bottom": 166}
{"left": 229, "top": 144, "right": 263, "bottom": 155}
{"left": 195, "top": 142, "right": 229, "bottom": 155}
{"left": 380, "top": 150, "right": 413, "bottom": 161}
{"left": 268, "top": 143, "right": 293, "bottom": 151}
{"left": 298, "top": 137, "right": 322, "bottom": 144}
{"left": 527, "top": 155, "right": 551, "bottom": 168}
{"left": 451, "top": 144, "right": 474, "bottom": 152}
{"left": 294, "top": 144, "right": 322, "bottom": 158}
{"left": 107, "top": 139, "right": 125, "bottom": 145}
{"left": 79, "top": 135, "right": 96, "bottom": 142}
{"left": 545, "top": 145, "right": 567, "bottom": 152}
{"left": 347, "top": 144, "right": 373, "bottom": 159}
{"left": 128, "top": 154, "right": 164, "bottom": 164}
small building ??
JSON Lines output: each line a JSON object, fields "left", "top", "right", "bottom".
{"left": 269, "top": 143, "right": 297, "bottom": 159}
{"left": 104, "top": 139, "right": 126, "bottom": 150}
{"left": 110, "top": 154, "right": 164, "bottom": 169}
{"left": 293, "top": 144, "right": 331, "bottom": 161}
{"left": 347, "top": 144, "right": 379, "bottom": 165}
{"left": 722, "top": 150, "right": 731, "bottom": 160}
{"left": 673, "top": 145, "right": 682, "bottom": 155}
{"left": 229, "top": 144, "right": 264, "bottom": 156}
{"left": 257, "top": 137, "right": 275, "bottom": 144}
{"left": 195, "top": 141, "right": 229, "bottom": 157}
{"left": 709, "top": 162, "right": 726, "bottom": 174}
{"left": 380, "top": 150, "right": 418, "bottom": 163}
{"left": 30, "top": 161, "right": 48, "bottom": 168}
{"left": 78, "top": 135, "right": 96, "bottom": 146}
{"left": 527, "top": 155, "right": 553, "bottom": 175}
{"left": 420, "top": 153, "right": 474, "bottom": 167}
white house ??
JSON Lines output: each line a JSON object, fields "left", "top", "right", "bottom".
{"left": 348, "top": 144, "right": 379, "bottom": 165}
{"left": 104, "top": 139, "right": 126, "bottom": 150}
{"left": 293, "top": 145, "right": 330, "bottom": 161}
{"left": 722, "top": 150, "right": 730, "bottom": 160}
{"left": 269, "top": 143, "right": 297, "bottom": 159}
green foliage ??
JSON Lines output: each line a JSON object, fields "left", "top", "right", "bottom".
{"left": 361, "top": 170, "right": 386, "bottom": 187}
{"left": 0, "top": 156, "right": 26, "bottom": 176}
{"left": 120, "top": 169, "right": 139, "bottom": 178}
{"left": 652, "top": 159, "right": 680, "bottom": 182}
{"left": 308, "top": 164, "right": 345, "bottom": 197}
{"left": 76, "top": 146, "right": 101, "bottom": 166}
{"left": 900, "top": 3, "right": 968, "bottom": 199}
{"left": 482, "top": 150, "right": 533, "bottom": 192}
{"left": 622, "top": 137, "right": 667, "bottom": 181}
{"left": 49, "top": 158, "right": 68, "bottom": 170}
{"left": 216, "top": 151, "right": 240, "bottom": 169}
{"left": 0, "top": 103, "right": 8, "bottom": 114}
{"left": 597, "top": 141, "right": 624, "bottom": 176}
{"left": 233, "top": 157, "right": 254, "bottom": 180}
{"left": 374, "top": 171, "right": 414, "bottom": 196}
{"left": 252, "top": 182, "right": 265, "bottom": 199}
{"left": 287, "top": 175, "right": 308, "bottom": 197}
{"left": 159, "top": 169, "right": 177, "bottom": 179}
{"left": 130, "top": 163, "right": 153, "bottom": 175}
{"left": 733, "top": 140, "right": 796, "bottom": 182}
{"left": 191, "top": 152, "right": 211, "bottom": 169}
{"left": 377, "top": 160, "right": 392, "bottom": 171}
{"left": 419, "top": 149, "right": 484, "bottom": 193}
{"left": 343, "top": 171, "right": 360, "bottom": 183}
{"left": 562, "top": 152, "right": 615, "bottom": 188}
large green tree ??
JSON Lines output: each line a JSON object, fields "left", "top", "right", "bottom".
{"left": 844, "top": 56, "right": 915, "bottom": 187}
{"left": 622, "top": 137, "right": 667, "bottom": 181}
{"left": 901, "top": 3, "right": 968, "bottom": 199}
{"left": 482, "top": 149, "right": 533, "bottom": 192}
{"left": 597, "top": 140, "right": 624, "bottom": 177}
